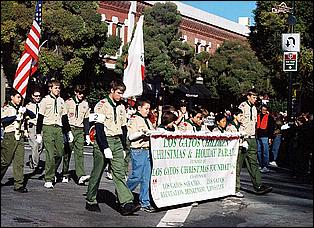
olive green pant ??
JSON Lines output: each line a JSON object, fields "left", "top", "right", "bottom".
{"left": 1, "top": 132, "right": 25, "bottom": 189}
{"left": 42, "top": 125, "right": 64, "bottom": 182}
{"left": 236, "top": 138, "right": 262, "bottom": 191}
{"left": 86, "top": 136, "right": 134, "bottom": 205}
{"left": 62, "top": 127, "right": 86, "bottom": 178}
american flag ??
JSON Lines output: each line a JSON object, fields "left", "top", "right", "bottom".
{"left": 13, "top": 0, "right": 42, "bottom": 98}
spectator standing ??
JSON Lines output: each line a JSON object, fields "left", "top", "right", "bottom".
{"left": 61, "top": 84, "right": 91, "bottom": 185}
{"left": 238, "top": 88, "right": 272, "bottom": 194}
{"left": 127, "top": 99, "right": 155, "bottom": 213}
{"left": 25, "top": 88, "right": 43, "bottom": 172}
{"left": 85, "top": 80, "right": 140, "bottom": 215}
{"left": 256, "top": 104, "right": 275, "bottom": 173}
{"left": 36, "top": 80, "right": 73, "bottom": 189}
{"left": 1, "top": 89, "right": 35, "bottom": 192}
{"left": 269, "top": 113, "right": 284, "bottom": 167}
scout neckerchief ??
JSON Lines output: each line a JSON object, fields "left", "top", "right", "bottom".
{"left": 134, "top": 111, "right": 151, "bottom": 130}
{"left": 8, "top": 101, "right": 19, "bottom": 114}
{"left": 32, "top": 99, "right": 39, "bottom": 114}
{"left": 106, "top": 95, "right": 117, "bottom": 123}
{"left": 73, "top": 96, "right": 80, "bottom": 118}
{"left": 229, "top": 120, "right": 241, "bottom": 132}
{"left": 49, "top": 93, "right": 58, "bottom": 113}
{"left": 246, "top": 100, "right": 254, "bottom": 120}
{"left": 217, "top": 125, "right": 225, "bottom": 133}
{"left": 185, "top": 119, "right": 201, "bottom": 132}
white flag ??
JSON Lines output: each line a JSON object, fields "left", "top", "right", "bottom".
{"left": 123, "top": 15, "right": 145, "bottom": 98}
{"left": 127, "top": 1, "right": 137, "bottom": 43}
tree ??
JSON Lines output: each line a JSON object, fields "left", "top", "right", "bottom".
{"left": 249, "top": 1, "right": 313, "bottom": 112}
{"left": 1, "top": 1, "right": 121, "bottom": 101}
{"left": 206, "top": 40, "right": 271, "bottom": 107}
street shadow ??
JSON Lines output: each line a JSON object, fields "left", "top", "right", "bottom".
{"left": 96, "top": 189, "right": 120, "bottom": 212}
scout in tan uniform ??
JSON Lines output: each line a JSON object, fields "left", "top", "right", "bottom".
{"left": 225, "top": 107, "right": 249, "bottom": 198}
{"left": 126, "top": 99, "right": 155, "bottom": 213}
{"left": 85, "top": 80, "right": 140, "bottom": 215}
{"left": 36, "top": 80, "right": 73, "bottom": 189}
{"left": 25, "top": 88, "right": 43, "bottom": 171}
{"left": 178, "top": 107, "right": 203, "bottom": 132}
{"left": 1, "top": 89, "right": 36, "bottom": 193}
{"left": 238, "top": 88, "right": 272, "bottom": 195}
{"left": 61, "top": 84, "right": 90, "bottom": 185}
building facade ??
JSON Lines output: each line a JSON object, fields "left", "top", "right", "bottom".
{"left": 97, "top": 1, "right": 250, "bottom": 68}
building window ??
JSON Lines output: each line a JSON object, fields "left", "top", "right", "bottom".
{"left": 116, "top": 24, "right": 123, "bottom": 39}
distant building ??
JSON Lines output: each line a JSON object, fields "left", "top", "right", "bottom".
{"left": 97, "top": 1, "right": 250, "bottom": 68}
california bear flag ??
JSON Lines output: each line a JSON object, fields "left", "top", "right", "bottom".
{"left": 123, "top": 15, "right": 145, "bottom": 98}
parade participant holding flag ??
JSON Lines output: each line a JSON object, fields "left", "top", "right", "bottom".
{"left": 1, "top": 89, "right": 36, "bottom": 193}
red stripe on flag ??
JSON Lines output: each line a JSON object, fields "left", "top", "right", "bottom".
{"left": 141, "top": 65, "right": 145, "bottom": 80}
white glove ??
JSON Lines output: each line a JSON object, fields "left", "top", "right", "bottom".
{"left": 67, "top": 131, "right": 74, "bottom": 143}
{"left": 242, "top": 141, "right": 249, "bottom": 150}
{"left": 85, "top": 135, "right": 91, "bottom": 145}
{"left": 15, "top": 113, "right": 23, "bottom": 121}
{"left": 128, "top": 131, "right": 145, "bottom": 141}
{"left": 103, "top": 148, "right": 113, "bottom": 159}
{"left": 35, "top": 134, "right": 42, "bottom": 144}
{"left": 18, "top": 106, "right": 27, "bottom": 114}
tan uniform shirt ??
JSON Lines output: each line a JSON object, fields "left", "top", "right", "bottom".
{"left": 128, "top": 114, "right": 154, "bottom": 148}
{"left": 64, "top": 97, "right": 90, "bottom": 128}
{"left": 94, "top": 97, "right": 127, "bottom": 136}
{"left": 238, "top": 101, "right": 257, "bottom": 137}
{"left": 26, "top": 101, "right": 41, "bottom": 125}
{"left": 1, "top": 104, "right": 20, "bottom": 133}
{"left": 39, "top": 94, "right": 66, "bottom": 126}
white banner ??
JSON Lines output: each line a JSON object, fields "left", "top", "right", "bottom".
{"left": 150, "top": 132, "right": 240, "bottom": 208}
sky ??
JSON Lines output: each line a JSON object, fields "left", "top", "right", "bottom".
{"left": 181, "top": 1, "right": 257, "bottom": 25}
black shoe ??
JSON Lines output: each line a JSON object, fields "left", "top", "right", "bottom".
{"left": 254, "top": 184, "right": 272, "bottom": 195}
{"left": 14, "top": 187, "right": 28, "bottom": 193}
{"left": 85, "top": 203, "right": 101, "bottom": 212}
{"left": 120, "top": 203, "right": 141, "bottom": 216}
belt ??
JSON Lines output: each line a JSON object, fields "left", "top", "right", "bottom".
{"left": 44, "top": 124, "right": 61, "bottom": 128}
{"left": 131, "top": 147, "right": 150, "bottom": 150}
{"left": 71, "top": 126, "right": 83, "bottom": 129}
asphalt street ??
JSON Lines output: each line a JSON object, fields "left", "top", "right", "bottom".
{"left": 1, "top": 144, "right": 313, "bottom": 227}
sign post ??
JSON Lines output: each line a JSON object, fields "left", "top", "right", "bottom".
{"left": 283, "top": 51, "right": 297, "bottom": 71}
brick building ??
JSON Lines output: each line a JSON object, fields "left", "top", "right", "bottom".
{"left": 97, "top": 1, "right": 250, "bottom": 69}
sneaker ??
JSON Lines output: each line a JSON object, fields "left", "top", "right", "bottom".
{"left": 254, "top": 184, "right": 272, "bottom": 195}
{"left": 269, "top": 161, "right": 278, "bottom": 167}
{"left": 260, "top": 167, "right": 270, "bottom": 173}
{"left": 141, "top": 205, "right": 156, "bottom": 213}
{"left": 62, "top": 176, "right": 69, "bottom": 183}
{"left": 106, "top": 172, "right": 113, "bottom": 180}
{"left": 234, "top": 191, "right": 244, "bottom": 198}
{"left": 85, "top": 203, "right": 101, "bottom": 212}
{"left": 44, "top": 182, "right": 54, "bottom": 189}
{"left": 120, "top": 203, "right": 141, "bottom": 216}
{"left": 78, "top": 175, "right": 90, "bottom": 185}
{"left": 191, "top": 202, "right": 199, "bottom": 207}
{"left": 14, "top": 187, "right": 28, "bottom": 193}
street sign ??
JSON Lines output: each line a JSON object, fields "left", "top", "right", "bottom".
{"left": 282, "top": 33, "right": 300, "bottom": 52}
{"left": 283, "top": 52, "right": 297, "bottom": 71}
